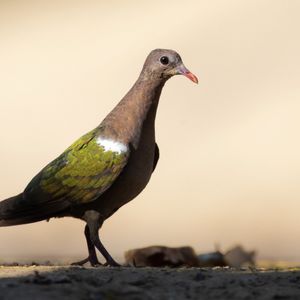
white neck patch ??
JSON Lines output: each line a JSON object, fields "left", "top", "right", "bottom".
{"left": 96, "top": 137, "right": 128, "bottom": 154}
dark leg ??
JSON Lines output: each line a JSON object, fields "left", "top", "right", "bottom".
{"left": 92, "top": 234, "right": 120, "bottom": 267}
{"left": 71, "top": 225, "right": 101, "bottom": 267}
{"left": 84, "top": 210, "right": 121, "bottom": 267}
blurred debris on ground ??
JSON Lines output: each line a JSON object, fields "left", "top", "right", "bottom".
{"left": 197, "top": 251, "right": 226, "bottom": 267}
{"left": 224, "top": 245, "right": 255, "bottom": 267}
{"left": 125, "top": 246, "right": 199, "bottom": 267}
{"left": 125, "top": 244, "right": 256, "bottom": 268}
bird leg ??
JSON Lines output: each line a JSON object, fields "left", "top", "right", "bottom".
{"left": 84, "top": 210, "right": 121, "bottom": 267}
{"left": 71, "top": 224, "right": 101, "bottom": 267}
{"left": 92, "top": 234, "right": 121, "bottom": 267}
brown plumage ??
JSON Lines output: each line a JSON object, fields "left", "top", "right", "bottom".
{"left": 0, "top": 49, "right": 198, "bottom": 266}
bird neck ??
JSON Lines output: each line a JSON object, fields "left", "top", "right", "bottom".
{"left": 100, "top": 78, "right": 166, "bottom": 147}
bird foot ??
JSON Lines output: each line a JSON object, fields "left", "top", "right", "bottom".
{"left": 71, "top": 256, "right": 102, "bottom": 267}
{"left": 103, "top": 259, "right": 121, "bottom": 267}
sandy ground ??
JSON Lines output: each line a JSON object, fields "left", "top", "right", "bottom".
{"left": 1, "top": 265, "right": 300, "bottom": 300}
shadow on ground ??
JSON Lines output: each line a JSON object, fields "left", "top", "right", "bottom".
{"left": 0, "top": 265, "right": 300, "bottom": 299}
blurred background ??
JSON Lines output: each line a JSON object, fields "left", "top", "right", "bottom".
{"left": 0, "top": 0, "right": 299, "bottom": 264}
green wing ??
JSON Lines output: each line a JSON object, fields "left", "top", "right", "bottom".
{"left": 24, "top": 129, "right": 129, "bottom": 205}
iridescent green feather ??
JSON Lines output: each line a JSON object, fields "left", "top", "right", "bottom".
{"left": 35, "top": 128, "right": 129, "bottom": 204}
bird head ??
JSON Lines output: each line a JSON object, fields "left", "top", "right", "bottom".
{"left": 141, "top": 49, "right": 198, "bottom": 84}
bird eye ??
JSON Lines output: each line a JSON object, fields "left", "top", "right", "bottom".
{"left": 160, "top": 56, "right": 169, "bottom": 65}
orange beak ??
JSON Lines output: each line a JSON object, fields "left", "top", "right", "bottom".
{"left": 177, "top": 65, "right": 198, "bottom": 84}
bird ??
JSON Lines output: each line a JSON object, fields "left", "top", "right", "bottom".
{"left": 0, "top": 49, "right": 198, "bottom": 266}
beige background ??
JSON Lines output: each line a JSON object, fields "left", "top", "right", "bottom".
{"left": 0, "top": 0, "right": 299, "bottom": 262}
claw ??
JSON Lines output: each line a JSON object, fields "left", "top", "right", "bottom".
{"left": 103, "top": 260, "right": 121, "bottom": 267}
{"left": 71, "top": 257, "right": 89, "bottom": 266}
{"left": 71, "top": 256, "right": 102, "bottom": 267}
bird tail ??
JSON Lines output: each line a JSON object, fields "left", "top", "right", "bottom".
{"left": 0, "top": 193, "right": 65, "bottom": 226}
